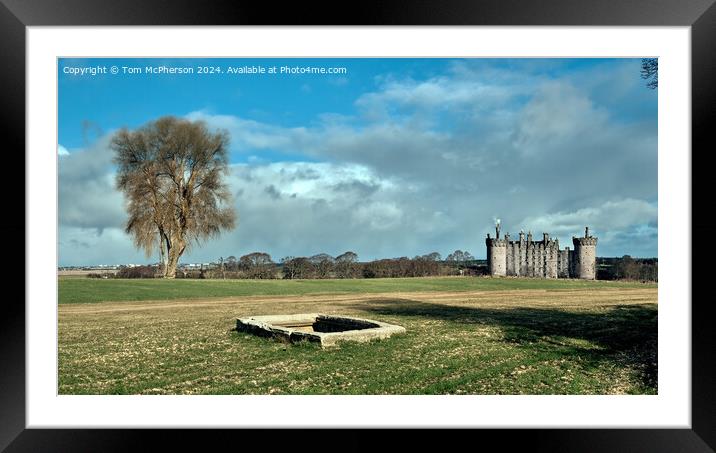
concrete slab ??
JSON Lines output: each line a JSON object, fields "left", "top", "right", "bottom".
{"left": 236, "top": 313, "right": 406, "bottom": 347}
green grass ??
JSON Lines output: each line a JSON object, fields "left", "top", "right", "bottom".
{"left": 58, "top": 278, "right": 657, "bottom": 395}
{"left": 58, "top": 275, "right": 654, "bottom": 304}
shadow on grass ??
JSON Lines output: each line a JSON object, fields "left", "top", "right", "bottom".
{"left": 352, "top": 298, "right": 657, "bottom": 391}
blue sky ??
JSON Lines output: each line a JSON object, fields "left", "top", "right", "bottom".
{"left": 58, "top": 58, "right": 657, "bottom": 266}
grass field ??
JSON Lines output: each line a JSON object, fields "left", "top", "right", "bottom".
{"left": 59, "top": 276, "right": 652, "bottom": 304}
{"left": 58, "top": 276, "right": 657, "bottom": 395}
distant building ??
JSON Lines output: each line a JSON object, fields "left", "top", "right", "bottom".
{"left": 486, "top": 224, "right": 597, "bottom": 279}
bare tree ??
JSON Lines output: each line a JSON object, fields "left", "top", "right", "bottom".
{"left": 412, "top": 255, "right": 439, "bottom": 276}
{"left": 281, "top": 256, "right": 313, "bottom": 279}
{"left": 225, "top": 255, "right": 238, "bottom": 272}
{"left": 446, "top": 250, "right": 475, "bottom": 262}
{"left": 336, "top": 251, "right": 358, "bottom": 263}
{"left": 113, "top": 116, "right": 236, "bottom": 278}
{"left": 335, "top": 251, "right": 359, "bottom": 279}
{"left": 309, "top": 253, "right": 335, "bottom": 279}
{"left": 423, "top": 252, "right": 442, "bottom": 262}
{"left": 280, "top": 256, "right": 298, "bottom": 279}
{"left": 239, "top": 252, "right": 276, "bottom": 279}
{"left": 641, "top": 58, "right": 658, "bottom": 89}
{"left": 239, "top": 252, "right": 274, "bottom": 268}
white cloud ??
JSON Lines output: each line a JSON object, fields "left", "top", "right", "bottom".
{"left": 170, "top": 160, "right": 470, "bottom": 262}
{"left": 519, "top": 199, "right": 658, "bottom": 256}
{"left": 59, "top": 226, "right": 148, "bottom": 265}
{"left": 521, "top": 198, "right": 657, "bottom": 234}
{"left": 185, "top": 59, "right": 656, "bottom": 211}
{"left": 58, "top": 144, "right": 69, "bottom": 156}
{"left": 185, "top": 110, "right": 311, "bottom": 152}
{"left": 58, "top": 135, "right": 125, "bottom": 232}
{"left": 352, "top": 202, "right": 404, "bottom": 230}
{"left": 355, "top": 67, "right": 530, "bottom": 115}
{"left": 512, "top": 81, "right": 610, "bottom": 155}
{"left": 233, "top": 162, "right": 392, "bottom": 202}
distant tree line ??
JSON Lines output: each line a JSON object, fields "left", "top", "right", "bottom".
{"left": 596, "top": 256, "right": 658, "bottom": 282}
{"left": 100, "top": 249, "right": 488, "bottom": 279}
{"left": 98, "top": 253, "right": 656, "bottom": 282}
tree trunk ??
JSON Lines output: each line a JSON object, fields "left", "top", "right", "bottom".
{"left": 159, "top": 233, "right": 167, "bottom": 277}
{"left": 164, "top": 236, "right": 185, "bottom": 279}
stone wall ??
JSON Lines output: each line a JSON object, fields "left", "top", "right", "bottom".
{"left": 500, "top": 233, "right": 559, "bottom": 278}
{"left": 557, "top": 248, "right": 571, "bottom": 278}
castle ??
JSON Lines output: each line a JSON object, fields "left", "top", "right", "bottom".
{"left": 485, "top": 223, "right": 597, "bottom": 279}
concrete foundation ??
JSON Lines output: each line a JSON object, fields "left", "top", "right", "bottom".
{"left": 236, "top": 313, "right": 406, "bottom": 347}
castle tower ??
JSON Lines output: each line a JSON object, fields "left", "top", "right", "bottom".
{"left": 544, "top": 234, "right": 559, "bottom": 279}
{"left": 486, "top": 223, "right": 507, "bottom": 276}
{"left": 572, "top": 226, "right": 598, "bottom": 279}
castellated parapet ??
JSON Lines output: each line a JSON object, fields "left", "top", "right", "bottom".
{"left": 486, "top": 225, "right": 597, "bottom": 280}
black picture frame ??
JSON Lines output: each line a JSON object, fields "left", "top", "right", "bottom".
{"left": 4, "top": 0, "right": 714, "bottom": 451}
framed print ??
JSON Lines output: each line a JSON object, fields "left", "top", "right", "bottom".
{"left": 5, "top": 0, "right": 715, "bottom": 450}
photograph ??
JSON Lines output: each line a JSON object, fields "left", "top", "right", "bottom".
{"left": 0, "top": 0, "right": 710, "bottom": 443}
{"left": 57, "top": 56, "right": 658, "bottom": 396}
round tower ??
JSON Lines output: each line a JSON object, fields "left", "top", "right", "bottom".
{"left": 572, "top": 226, "right": 598, "bottom": 279}
{"left": 486, "top": 223, "right": 507, "bottom": 276}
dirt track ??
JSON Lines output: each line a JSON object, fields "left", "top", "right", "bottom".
{"left": 59, "top": 287, "right": 657, "bottom": 316}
